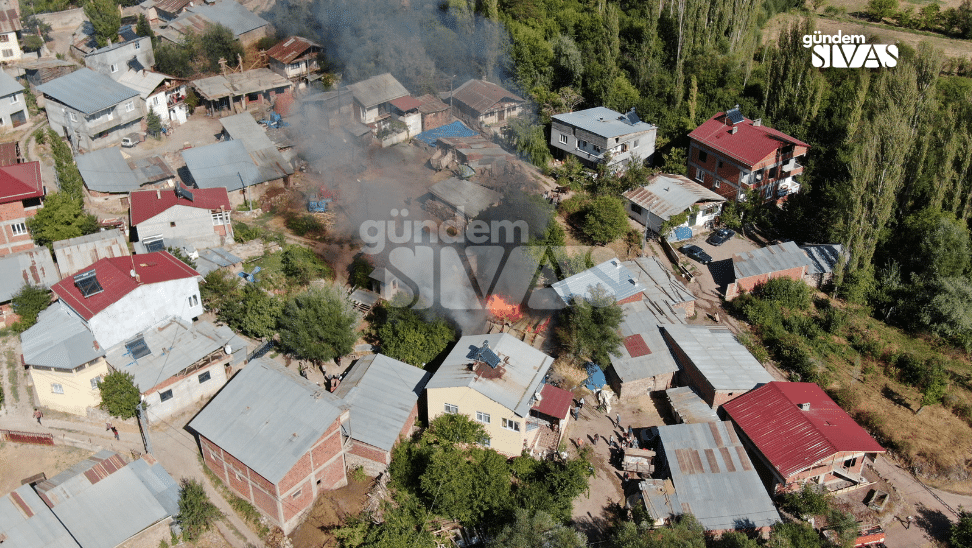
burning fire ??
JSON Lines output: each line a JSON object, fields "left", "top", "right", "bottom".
{"left": 487, "top": 295, "right": 523, "bottom": 323}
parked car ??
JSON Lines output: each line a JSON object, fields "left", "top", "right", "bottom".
{"left": 121, "top": 133, "right": 140, "bottom": 148}
{"left": 680, "top": 244, "right": 712, "bottom": 264}
{"left": 707, "top": 228, "right": 735, "bottom": 246}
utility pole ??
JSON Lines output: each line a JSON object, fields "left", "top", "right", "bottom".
{"left": 137, "top": 402, "right": 153, "bottom": 454}
{"left": 449, "top": 74, "right": 456, "bottom": 113}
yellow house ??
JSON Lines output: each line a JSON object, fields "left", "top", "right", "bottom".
{"left": 21, "top": 302, "right": 108, "bottom": 415}
{"left": 426, "top": 334, "right": 563, "bottom": 456}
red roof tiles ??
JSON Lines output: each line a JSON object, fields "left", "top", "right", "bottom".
{"left": 51, "top": 251, "right": 200, "bottom": 320}
{"left": 531, "top": 383, "right": 572, "bottom": 420}
{"left": 722, "top": 382, "right": 884, "bottom": 479}
{"left": 688, "top": 112, "right": 809, "bottom": 168}
{"left": 129, "top": 185, "right": 230, "bottom": 226}
{"left": 0, "top": 161, "right": 43, "bottom": 204}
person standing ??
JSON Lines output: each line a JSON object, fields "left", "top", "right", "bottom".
{"left": 33, "top": 409, "right": 43, "bottom": 425}
{"left": 609, "top": 435, "right": 615, "bottom": 447}
{"left": 579, "top": 397, "right": 585, "bottom": 410}
{"left": 111, "top": 426, "right": 119, "bottom": 440}
{"left": 616, "top": 413, "right": 621, "bottom": 427}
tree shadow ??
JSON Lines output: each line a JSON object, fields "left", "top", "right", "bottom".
{"left": 573, "top": 502, "right": 626, "bottom": 545}
{"left": 707, "top": 258, "right": 734, "bottom": 292}
{"left": 915, "top": 505, "right": 952, "bottom": 544}
{"left": 881, "top": 385, "right": 912, "bottom": 411}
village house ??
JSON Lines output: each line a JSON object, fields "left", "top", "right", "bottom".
{"left": 83, "top": 36, "right": 155, "bottom": 81}
{"left": 15, "top": 58, "right": 78, "bottom": 93}
{"left": 53, "top": 229, "right": 130, "bottom": 279}
{"left": 687, "top": 107, "right": 809, "bottom": 203}
{"left": 160, "top": 0, "right": 269, "bottom": 46}
{"left": 266, "top": 36, "right": 323, "bottom": 86}
{"left": 661, "top": 324, "right": 773, "bottom": 409}
{"left": 551, "top": 258, "right": 646, "bottom": 306}
{"left": 21, "top": 301, "right": 108, "bottom": 415}
{"left": 0, "top": 71, "right": 28, "bottom": 129}
{"left": 49, "top": 250, "right": 203, "bottom": 350}
{"left": 37, "top": 68, "right": 144, "bottom": 152}
{"left": 190, "top": 358, "right": 349, "bottom": 535}
{"left": 191, "top": 68, "right": 292, "bottom": 115}
{"left": 425, "top": 334, "right": 572, "bottom": 456}
{"left": 347, "top": 73, "right": 409, "bottom": 127}
{"left": 219, "top": 112, "right": 294, "bottom": 184}
{"left": 116, "top": 70, "right": 189, "bottom": 127}
{"left": 0, "top": 159, "right": 44, "bottom": 255}
{"left": 550, "top": 106, "right": 656, "bottom": 172}
{"left": 140, "top": 0, "right": 192, "bottom": 23}
{"left": 449, "top": 79, "right": 524, "bottom": 129}
{"left": 801, "top": 243, "right": 847, "bottom": 288}
{"left": 428, "top": 177, "right": 500, "bottom": 223}
{"left": 0, "top": 483, "right": 79, "bottom": 547}
{"left": 723, "top": 382, "right": 885, "bottom": 493}
{"left": 623, "top": 173, "right": 725, "bottom": 240}
{"left": 182, "top": 138, "right": 284, "bottom": 208}
{"left": 105, "top": 318, "right": 245, "bottom": 422}
{"left": 638, "top": 421, "right": 780, "bottom": 535}
{"left": 0, "top": 247, "right": 58, "bottom": 327}
{"left": 415, "top": 93, "right": 451, "bottom": 132}
{"left": 130, "top": 185, "right": 234, "bottom": 253}
{"left": 724, "top": 241, "right": 813, "bottom": 301}
{"left": 75, "top": 148, "right": 177, "bottom": 206}
{"left": 0, "top": 0, "right": 23, "bottom": 62}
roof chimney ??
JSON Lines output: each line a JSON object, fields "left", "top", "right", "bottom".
{"left": 753, "top": 119, "right": 762, "bottom": 126}
{"left": 729, "top": 126, "right": 738, "bottom": 135}
{"left": 156, "top": 189, "right": 160, "bottom": 199}
{"left": 798, "top": 402, "right": 811, "bottom": 411}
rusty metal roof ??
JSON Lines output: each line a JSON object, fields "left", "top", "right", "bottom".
{"left": 265, "top": 36, "right": 321, "bottom": 64}
{"left": 451, "top": 79, "right": 523, "bottom": 115}
{"left": 0, "top": 0, "right": 21, "bottom": 34}
{"left": 623, "top": 174, "right": 725, "bottom": 221}
{"left": 0, "top": 247, "right": 58, "bottom": 302}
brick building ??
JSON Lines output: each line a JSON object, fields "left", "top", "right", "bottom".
{"left": 0, "top": 160, "right": 43, "bottom": 255}
{"left": 723, "top": 382, "right": 885, "bottom": 493}
{"left": 687, "top": 107, "right": 809, "bottom": 203}
{"left": 724, "top": 241, "right": 812, "bottom": 301}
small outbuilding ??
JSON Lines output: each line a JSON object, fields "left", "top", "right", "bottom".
{"left": 725, "top": 241, "right": 812, "bottom": 300}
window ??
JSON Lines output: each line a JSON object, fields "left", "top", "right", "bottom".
{"left": 717, "top": 159, "right": 723, "bottom": 168}
{"left": 0, "top": 34, "right": 8, "bottom": 42}
{"left": 482, "top": 437, "right": 490, "bottom": 447}
{"left": 620, "top": 143, "right": 628, "bottom": 153}
{"left": 51, "top": 383, "right": 64, "bottom": 394}
{"left": 559, "top": 134, "right": 568, "bottom": 144}
{"left": 69, "top": 112, "right": 77, "bottom": 122}
{"left": 844, "top": 457, "right": 858, "bottom": 469}
{"left": 633, "top": 139, "right": 640, "bottom": 148}
{"left": 10, "top": 222, "right": 27, "bottom": 236}
{"left": 502, "top": 418, "right": 520, "bottom": 431}
{"left": 713, "top": 179, "right": 720, "bottom": 188}
{"left": 630, "top": 203, "right": 643, "bottom": 215}
{"left": 9, "top": 94, "right": 18, "bottom": 104}
{"left": 444, "top": 403, "right": 458, "bottom": 414}
{"left": 159, "top": 389, "right": 173, "bottom": 402}
{"left": 170, "top": 221, "right": 176, "bottom": 228}
{"left": 212, "top": 211, "right": 225, "bottom": 225}
{"left": 476, "top": 411, "right": 490, "bottom": 424}
{"left": 698, "top": 150, "right": 708, "bottom": 162}
{"left": 695, "top": 167, "right": 704, "bottom": 183}
{"left": 289, "top": 62, "right": 301, "bottom": 70}
{"left": 2, "top": 49, "right": 12, "bottom": 58}
{"left": 579, "top": 139, "right": 588, "bottom": 149}
{"left": 125, "top": 101, "right": 134, "bottom": 112}
{"left": 110, "top": 63, "right": 118, "bottom": 73}
{"left": 90, "top": 376, "right": 101, "bottom": 389}
{"left": 153, "top": 96, "right": 160, "bottom": 105}
{"left": 135, "top": 41, "right": 140, "bottom": 49}
{"left": 291, "top": 489, "right": 302, "bottom": 498}
{"left": 189, "top": 295, "right": 199, "bottom": 307}
{"left": 198, "top": 371, "right": 211, "bottom": 383}
{"left": 593, "top": 145, "right": 601, "bottom": 153}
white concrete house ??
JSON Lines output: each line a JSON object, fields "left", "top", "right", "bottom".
{"left": 623, "top": 173, "right": 726, "bottom": 235}
{"left": 0, "top": 70, "right": 28, "bottom": 128}
{"left": 550, "top": 106, "right": 656, "bottom": 172}
{"left": 0, "top": 0, "right": 24, "bottom": 62}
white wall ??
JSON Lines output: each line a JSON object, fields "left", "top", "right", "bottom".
{"left": 136, "top": 205, "right": 225, "bottom": 250}
{"left": 145, "top": 361, "right": 227, "bottom": 423}
{"left": 85, "top": 277, "right": 203, "bottom": 349}
{"left": 0, "top": 32, "right": 23, "bottom": 62}
{"left": 147, "top": 91, "right": 168, "bottom": 121}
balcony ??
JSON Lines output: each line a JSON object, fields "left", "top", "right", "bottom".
{"left": 781, "top": 158, "right": 802, "bottom": 173}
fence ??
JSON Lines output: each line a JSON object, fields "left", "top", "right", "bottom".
{"left": 247, "top": 340, "right": 275, "bottom": 362}
{"left": 1, "top": 429, "right": 54, "bottom": 446}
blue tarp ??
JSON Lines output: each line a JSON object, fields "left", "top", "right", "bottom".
{"left": 668, "top": 226, "right": 693, "bottom": 242}
{"left": 584, "top": 362, "right": 607, "bottom": 392}
{"left": 414, "top": 121, "right": 477, "bottom": 146}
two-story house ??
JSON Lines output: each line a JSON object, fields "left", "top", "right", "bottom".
{"left": 37, "top": 68, "right": 144, "bottom": 152}
{"left": 347, "top": 73, "right": 409, "bottom": 127}
{"left": 0, "top": 71, "right": 28, "bottom": 128}
{"left": 687, "top": 107, "right": 810, "bottom": 203}
{"left": 266, "top": 36, "right": 323, "bottom": 86}
{"left": 83, "top": 36, "right": 155, "bottom": 80}
{"left": 550, "top": 106, "right": 656, "bottom": 172}
{"left": 0, "top": 160, "right": 43, "bottom": 255}
{"left": 0, "top": 0, "right": 23, "bottom": 62}
{"left": 130, "top": 185, "right": 234, "bottom": 252}
{"left": 450, "top": 79, "right": 524, "bottom": 129}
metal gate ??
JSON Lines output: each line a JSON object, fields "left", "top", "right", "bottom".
{"left": 1, "top": 429, "right": 54, "bottom": 446}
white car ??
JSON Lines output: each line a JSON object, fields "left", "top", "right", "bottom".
{"left": 121, "top": 134, "right": 140, "bottom": 148}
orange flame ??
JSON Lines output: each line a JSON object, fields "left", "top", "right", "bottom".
{"left": 487, "top": 294, "right": 523, "bottom": 323}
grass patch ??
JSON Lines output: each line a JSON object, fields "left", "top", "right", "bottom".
{"left": 198, "top": 456, "right": 273, "bottom": 540}
{"left": 5, "top": 349, "right": 20, "bottom": 403}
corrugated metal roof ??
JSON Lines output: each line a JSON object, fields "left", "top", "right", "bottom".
{"left": 801, "top": 244, "right": 846, "bottom": 275}
{"left": 428, "top": 177, "right": 500, "bottom": 219}
{"left": 335, "top": 354, "right": 429, "bottom": 452}
{"left": 182, "top": 140, "right": 262, "bottom": 191}
{"left": 115, "top": 70, "right": 166, "bottom": 100}
{"left": 662, "top": 325, "right": 773, "bottom": 392}
{"left": 426, "top": 333, "right": 554, "bottom": 418}
{"left": 415, "top": 93, "right": 449, "bottom": 114}
{"left": 75, "top": 148, "right": 141, "bottom": 193}
{"left": 665, "top": 386, "right": 719, "bottom": 424}
{"left": 552, "top": 106, "right": 654, "bottom": 139}
{"left": 105, "top": 318, "right": 241, "bottom": 393}
{"left": 0, "top": 141, "right": 18, "bottom": 166}
{"left": 265, "top": 36, "right": 321, "bottom": 64}
{"left": 0, "top": 69, "right": 23, "bottom": 98}
{"left": 733, "top": 241, "right": 812, "bottom": 279}
{"left": 552, "top": 258, "right": 645, "bottom": 305}
{"left": 608, "top": 301, "right": 680, "bottom": 383}
{"left": 623, "top": 174, "right": 725, "bottom": 221}
{"left": 188, "top": 358, "right": 344, "bottom": 484}
{"left": 624, "top": 256, "right": 695, "bottom": 309}
{"left": 21, "top": 301, "right": 104, "bottom": 370}
{"left": 0, "top": 161, "right": 44, "bottom": 204}
{"left": 128, "top": 155, "right": 177, "bottom": 185}
{"left": 723, "top": 382, "right": 885, "bottom": 479}
{"left": 656, "top": 421, "right": 780, "bottom": 531}
{"left": 191, "top": 69, "right": 291, "bottom": 101}
{"left": 389, "top": 95, "right": 422, "bottom": 112}
{"left": 531, "top": 383, "right": 572, "bottom": 419}
{"left": 53, "top": 229, "right": 130, "bottom": 278}
{"left": 0, "top": 485, "right": 78, "bottom": 548}
{"left": 347, "top": 73, "right": 408, "bottom": 109}
{"left": 451, "top": 79, "right": 524, "bottom": 115}
{"left": 195, "top": 247, "right": 242, "bottom": 275}
{"left": 0, "top": 0, "right": 22, "bottom": 35}
{"left": 688, "top": 111, "right": 809, "bottom": 168}
{"left": 219, "top": 113, "right": 293, "bottom": 179}
{"left": 37, "top": 68, "right": 139, "bottom": 115}
{"left": 180, "top": 0, "right": 267, "bottom": 37}
{"left": 0, "top": 246, "right": 58, "bottom": 302}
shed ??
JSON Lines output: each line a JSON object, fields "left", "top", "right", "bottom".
{"left": 623, "top": 173, "right": 725, "bottom": 234}
{"left": 551, "top": 258, "right": 646, "bottom": 305}
{"left": 665, "top": 386, "right": 719, "bottom": 424}
{"left": 800, "top": 244, "right": 846, "bottom": 288}
{"left": 347, "top": 73, "right": 408, "bottom": 110}
{"left": 20, "top": 301, "right": 104, "bottom": 371}
{"left": 605, "top": 302, "right": 680, "bottom": 401}
{"left": 128, "top": 155, "right": 177, "bottom": 186}
{"left": 0, "top": 247, "right": 59, "bottom": 302}
{"left": 52, "top": 229, "right": 130, "bottom": 278}
{"left": 219, "top": 112, "right": 294, "bottom": 182}
{"left": 75, "top": 148, "right": 140, "bottom": 194}
{"left": 428, "top": 177, "right": 500, "bottom": 221}
{"left": 182, "top": 140, "right": 262, "bottom": 191}
{"left": 726, "top": 241, "right": 812, "bottom": 300}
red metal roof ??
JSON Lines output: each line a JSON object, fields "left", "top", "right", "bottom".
{"left": 389, "top": 95, "right": 422, "bottom": 112}
{"left": 265, "top": 36, "right": 321, "bottom": 64}
{"left": 624, "top": 334, "right": 652, "bottom": 357}
{"left": 129, "top": 185, "right": 231, "bottom": 226}
{"left": 52, "top": 251, "right": 200, "bottom": 320}
{"left": 688, "top": 112, "right": 810, "bottom": 168}
{"left": 0, "top": 161, "right": 43, "bottom": 204}
{"left": 0, "top": 142, "right": 19, "bottom": 166}
{"left": 722, "top": 382, "right": 884, "bottom": 479}
{"left": 532, "top": 383, "right": 572, "bottom": 420}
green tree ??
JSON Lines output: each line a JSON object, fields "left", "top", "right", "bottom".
{"left": 503, "top": 116, "right": 551, "bottom": 167}
{"left": 491, "top": 509, "right": 585, "bottom": 548}
{"left": 147, "top": 109, "right": 163, "bottom": 139}
{"left": 348, "top": 256, "right": 373, "bottom": 288}
{"left": 28, "top": 192, "right": 99, "bottom": 250}
{"left": 582, "top": 196, "right": 628, "bottom": 245}
{"left": 374, "top": 301, "right": 456, "bottom": 367}
{"left": 166, "top": 246, "right": 196, "bottom": 269}
{"left": 712, "top": 531, "right": 761, "bottom": 548}
{"left": 611, "top": 514, "right": 706, "bottom": 548}
{"left": 21, "top": 34, "right": 44, "bottom": 53}
{"left": 419, "top": 446, "right": 511, "bottom": 526}
{"left": 219, "top": 284, "right": 282, "bottom": 339}
{"left": 199, "top": 269, "right": 239, "bottom": 313}
{"left": 277, "top": 286, "right": 359, "bottom": 363}
{"left": 953, "top": 511, "right": 972, "bottom": 548}
{"left": 281, "top": 244, "right": 332, "bottom": 285}
{"left": 84, "top": 0, "right": 121, "bottom": 47}
{"left": 768, "top": 521, "right": 826, "bottom": 548}
{"left": 154, "top": 42, "right": 193, "bottom": 78}
{"left": 556, "top": 285, "right": 624, "bottom": 366}
{"left": 176, "top": 478, "right": 222, "bottom": 542}
{"left": 135, "top": 13, "right": 154, "bottom": 40}
{"left": 867, "top": 0, "right": 899, "bottom": 21}
{"left": 97, "top": 371, "right": 141, "bottom": 419}
{"left": 661, "top": 147, "right": 688, "bottom": 176}
{"left": 10, "top": 285, "right": 52, "bottom": 333}
{"left": 428, "top": 413, "right": 488, "bottom": 445}
{"left": 920, "top": 276, "right": 972, "bottom": 351}
{"left": 199, "top": 23, "right": 243, "bottom": 72}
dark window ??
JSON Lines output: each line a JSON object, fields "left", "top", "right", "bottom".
{"left": 159, "top": 389, "right": 173, "bottom": 402}
{"left": 170, "top": 221, "right": 176, "bottom": 228}
{"left": 630, "top": 203, "right": 643, "bottom": 215}
{"left": 844, "top": 457, "right": 858, "bottom": 468}
{"left": 717, "top": 160, "right": 723, "bottom": 168}
{"left": 198, "top": 371, "right": 211, "bottom": 383}
{"left": 698, "top": 150, "right": 708, "bottom": 163}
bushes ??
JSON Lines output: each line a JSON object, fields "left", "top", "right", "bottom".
{"left": 285, "top": 213, "right": 326, "bottom": 236}
{"left": 756, "top": 277, "right": 813, "bottom": 311}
